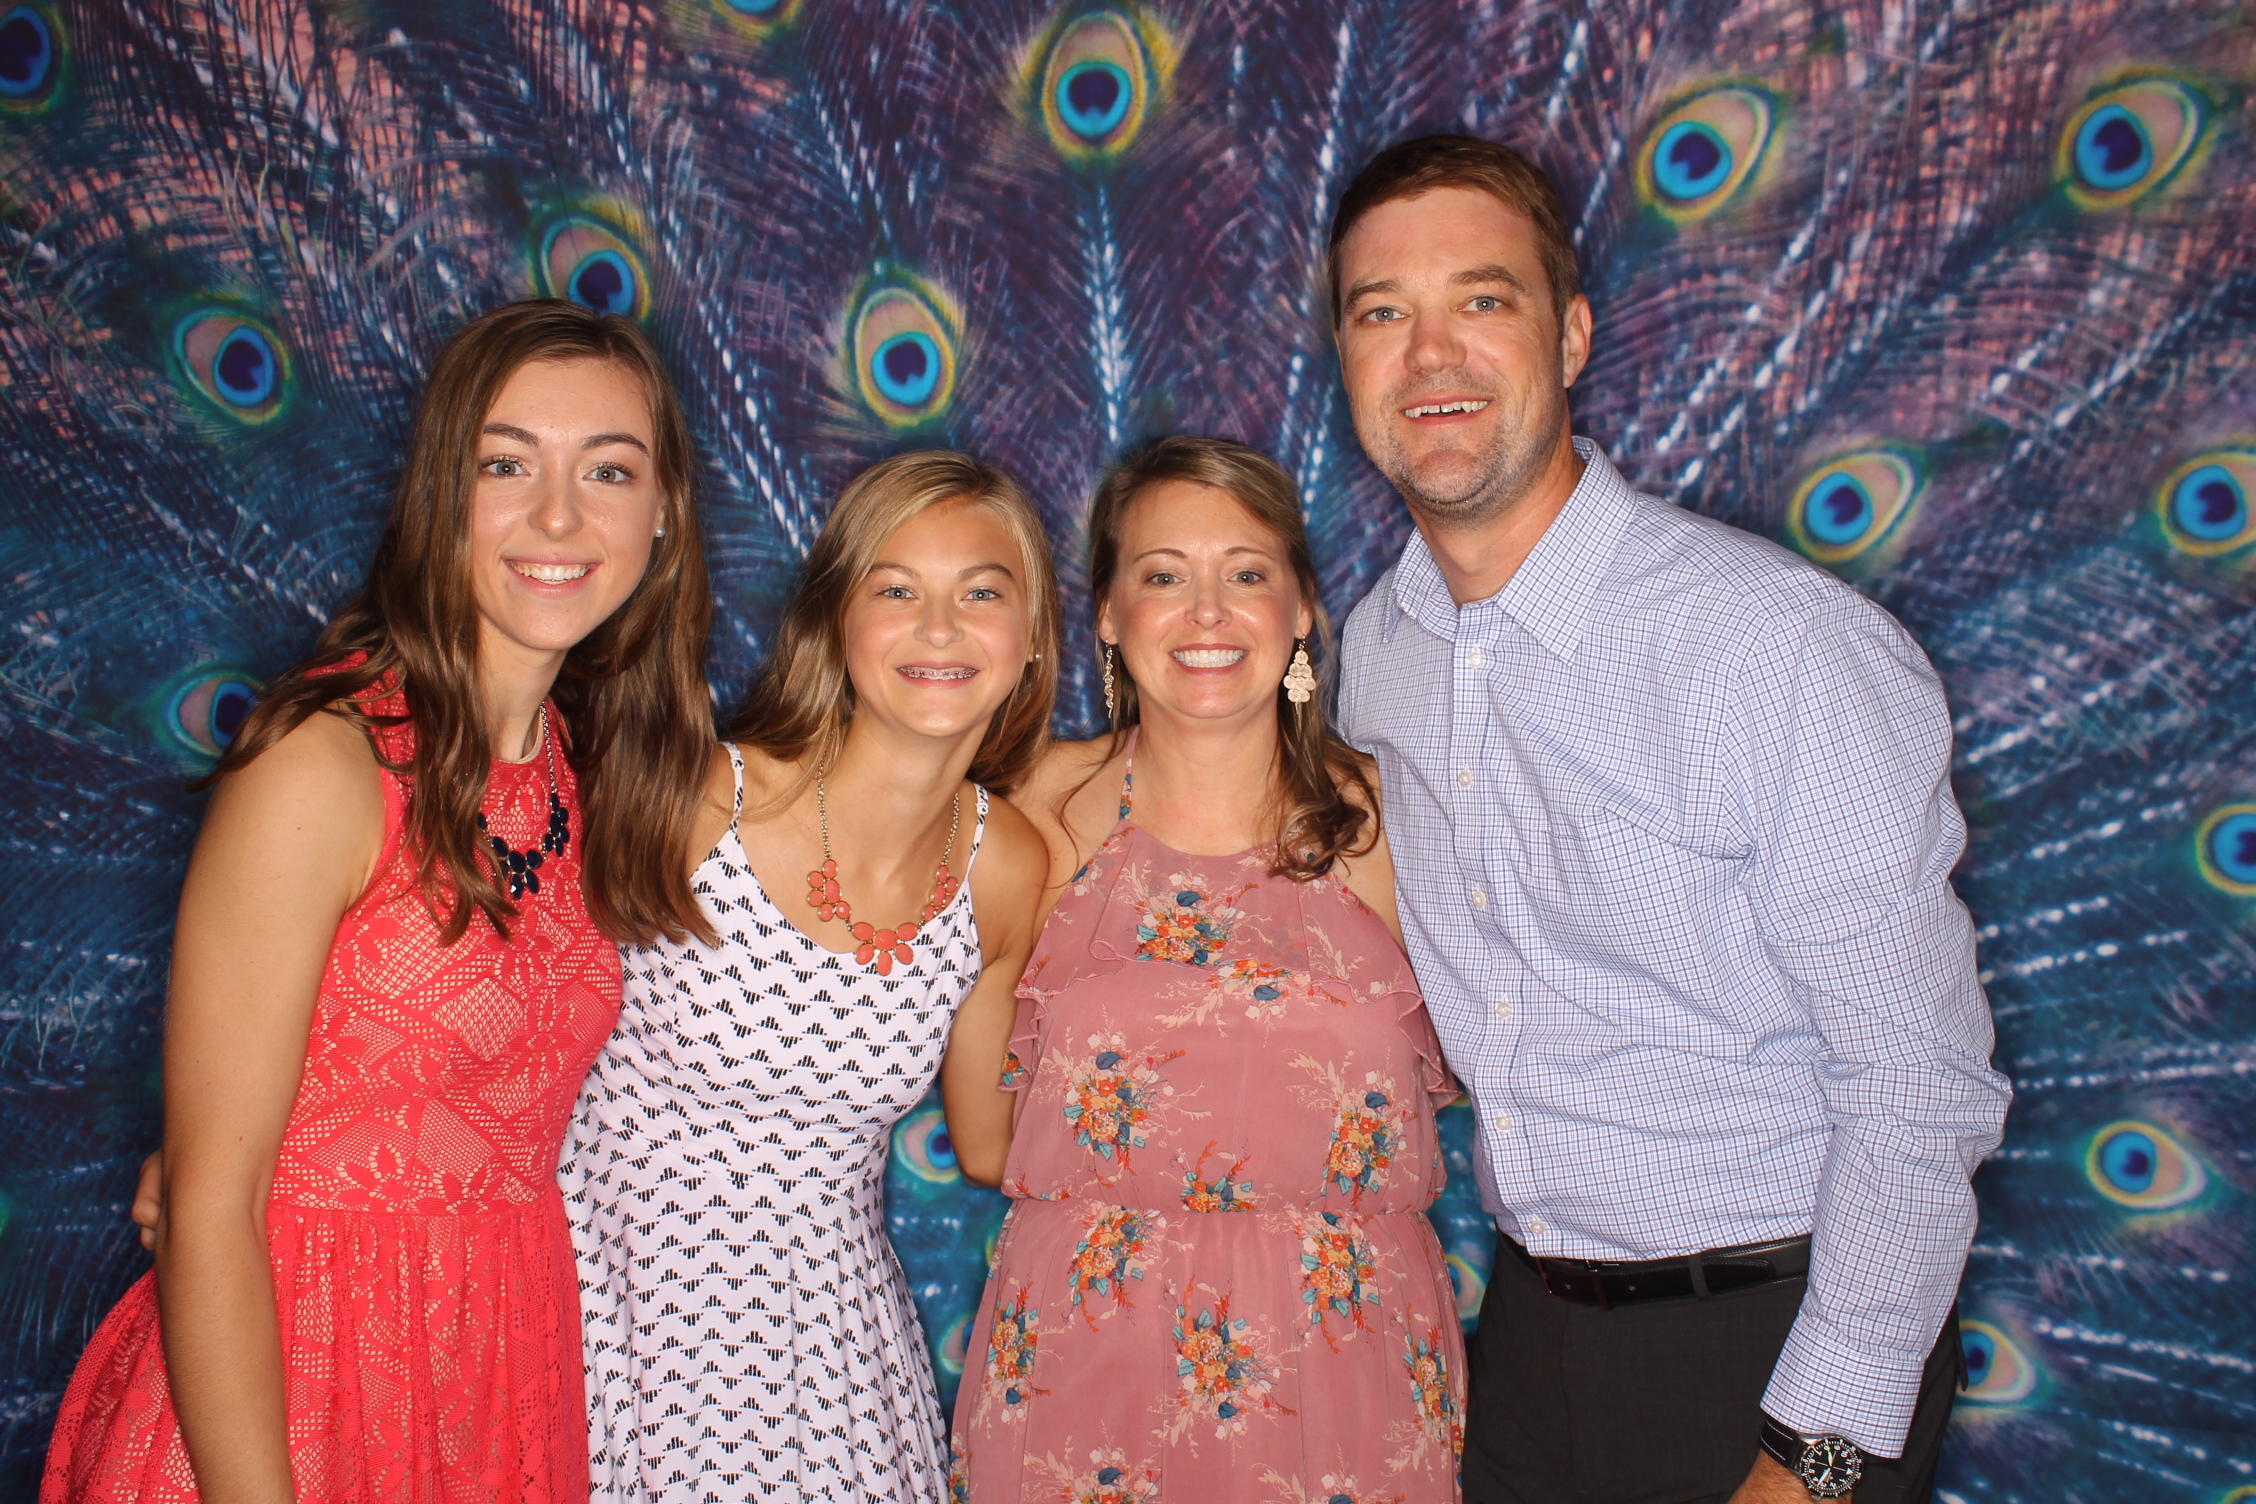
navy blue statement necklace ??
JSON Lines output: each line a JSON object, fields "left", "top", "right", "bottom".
{"left": 476, "top": 702, "right": 569, "bottom": 900}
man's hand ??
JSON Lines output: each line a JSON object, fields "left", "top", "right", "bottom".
{"left": 1728, "top": 1450, "right": 1847, "bottom": 1504}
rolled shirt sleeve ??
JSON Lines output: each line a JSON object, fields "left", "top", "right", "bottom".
{"left": 1731, "top": 602, "right": 2012, "bottom": 1456}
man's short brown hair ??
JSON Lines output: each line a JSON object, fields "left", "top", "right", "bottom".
{"left": 1328, "top": 134, "right": 1582, "bottom": 328}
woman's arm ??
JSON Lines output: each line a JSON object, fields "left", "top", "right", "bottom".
{"left": 940, "top": 794, "right": 1049, "bottom": 1188}
{"left": 156, "top": 710, "right": 383, "bottom": 1504}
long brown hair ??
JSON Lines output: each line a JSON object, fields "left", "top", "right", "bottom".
{"left": 215, "top": 299, "right": 715, "bottom": 947}
{"left": 724, "top": 449, "right": 1060, "bottom": 799}
{"left": 1087, "top": 435, "right": 1378, "bottom": 881}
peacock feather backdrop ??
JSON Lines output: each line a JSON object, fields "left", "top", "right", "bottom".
{"left": 1, "top": 0, "right": 2251, "bottom": 1496}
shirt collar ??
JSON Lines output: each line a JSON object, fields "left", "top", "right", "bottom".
{"left": 1385, "top": 437, "right": 1641, "bottom": 661}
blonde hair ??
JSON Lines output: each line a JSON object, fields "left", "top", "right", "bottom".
{"left": 724, "top": 450, "right": 1060, "bottom": 796}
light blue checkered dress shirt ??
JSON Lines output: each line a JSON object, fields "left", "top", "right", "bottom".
{"left": 1339, "top": 439, "right": 2011, "bottom": 1456}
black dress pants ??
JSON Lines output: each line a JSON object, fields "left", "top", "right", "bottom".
{"left": 1461, "top": 1237, "right": 1964, "bottom": 1504}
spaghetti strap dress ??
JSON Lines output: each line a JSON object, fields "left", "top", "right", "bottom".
{"left": 562, "top": 743, "right": 990, "bottom": 1503}
{"left": 950, "top": 740, "right": 1465, "bottom": 1502}
{"left": 43, "top": 666, "right": 622, "bottom": 1504}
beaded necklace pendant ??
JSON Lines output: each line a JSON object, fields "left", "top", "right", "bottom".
{"left": 478, "top": 703, "right": 569, "bottom": 901}
{"left": 806, "top": 769, "right": 962, "bottom": 976}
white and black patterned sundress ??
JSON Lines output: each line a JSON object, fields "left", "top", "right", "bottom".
{"left": 561, "top": 744, "right": 987, "bottom": 1503}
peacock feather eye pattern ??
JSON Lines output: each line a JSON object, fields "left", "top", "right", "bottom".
{"left": 172, "top": 309, "right": 290, "bottom": 421}
{"left": 1785, "top": 449, "right": 1921, "bottom": 567}
{"left": 2058, "top": 76, "right": 2208, "bottom": 212}
{"left": 846, "top": 272, "right": 960, "bottom": 428}
{"left": 2082, "top": 1120, "right": 2210, "bottom": 1211}
{"left": 1444, "top": 1251, "right": 1486, "bottom": 1324}
{"left": 0, "top": 4, "right": 61, "bottom": 110}
{"left": 931, "top": 1309, "right": 973, "bottom": 1387}
{"left": 892, "top": 1101, "right": 962, "bottom": 1185}
{"left": 535, "top": 214, "right": 650, "bottom": 320}
{"left": 2155, "top": 450, "right": 2256, "bottom": 558}
{"left": 1957, "top": 1319, "right": 2040, "bottom": 1405}
{"left": 2194, "top": 803, "right": 2256, "bottom": 898}
{"left": 1634, "top": 86, "right": 1778, "bottom": 224}
{"left": 1027, "top": 5, "right": 1174, "bottom": 166}
{"left": 162, "top": 669, "right": 260, "bottom": 760}
{"left": 710, "top": 0, "right": 799, "bottom": 41}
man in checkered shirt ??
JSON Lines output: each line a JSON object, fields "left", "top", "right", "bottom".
{"left": 1330, "top": 136, "right": 2011, "bottom": 1504}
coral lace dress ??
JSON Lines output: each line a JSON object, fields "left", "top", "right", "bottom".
{"left": 951, "top": 749, "right": 1466, "bottom": 1502}
{"left": 44, "top": 673, "right": 621, "bottom": 1504}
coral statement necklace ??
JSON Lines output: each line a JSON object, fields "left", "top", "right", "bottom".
{"left": 806, "top": 767, "right": 962, "bottom": 976}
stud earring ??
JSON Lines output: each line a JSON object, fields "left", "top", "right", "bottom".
{"left": 1102, "top": 643, "right": 1118, "bottom": 721}
{"left": 654, "top": 524, "right": 666, "bottom": 539}
{"left": 1282, "top": 639, "right": 1316, "bottom": 705}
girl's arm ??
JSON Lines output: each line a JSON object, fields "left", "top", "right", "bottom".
{"left": 940, "top": 794, "right": 1049, "bottom": 1188}
{"left": 156, "top": 710, "right": 383, "bottom": 1503}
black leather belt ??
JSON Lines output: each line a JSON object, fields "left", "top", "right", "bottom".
{"left": 1505, "top": 1233, "right": 1812, "bottom": 1309}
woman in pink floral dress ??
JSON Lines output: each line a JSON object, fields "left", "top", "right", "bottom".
{"left": 942, "top": 438, "right": 1464, "bottom": 1503}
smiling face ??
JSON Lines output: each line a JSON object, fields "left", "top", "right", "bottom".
{"left": 840, "top": 497, "right": 1035, "bottom": 744}
{"left": 1099, "top": 479, "right": 1314, "bottom": 730}
{"left": 1336, "top": 185, "right": 1592, "bottom": 530}
{"left": 469, "top": 357, "right": 664, "bottom": 678}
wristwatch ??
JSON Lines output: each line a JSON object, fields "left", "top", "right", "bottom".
{"left": 1759, "top": 1413, "right": 1864, "bottom": 1499}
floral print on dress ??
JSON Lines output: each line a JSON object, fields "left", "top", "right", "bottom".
{"left": 1063, "top": 1033, "right": 1181, "bottom": 1168}
{"left": 952, "top": 771, "right": 1463, "bottom": 1502}
{"left": 1260, "top": 1469, "right": 1408, "bottom": 1504}
{"left": 983, "top": 1287, "right": 1046, "bottom": 1411}
{"left": 1165, "top": 1289, "right": 1291, "bottom": 1442}
{"left": 1066, "top": 1204, "right": 1157, "bottom": 1324}
{"left": 1180, "top": 1142, "right": 1256, "bottom": 1213}
{"left": 1388, "top": 1322, "right": 1463, "bottom": 1469}
{"left": 1298, "top": 1209, "right": 1380, "bottom": 1348}
{"left": 1033, "top": 1446, "right": 1164, "bottom": 1503}
{"left": 1134, "top": 871, "right": 1247, "bottom": 965}
{"left": 945, "top": 1436, "right": 972, "bottom": 1504}
{"left": 1295, "top": 1056, "right": 1404, "bottom": 1200}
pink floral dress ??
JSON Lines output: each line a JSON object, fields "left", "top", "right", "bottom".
{"left": 950, "top": 748, "right": 1464, "bottom": 1503}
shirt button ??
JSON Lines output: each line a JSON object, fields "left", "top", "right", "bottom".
{"left": 1466, "top": 649, "right": 1485, "bottom": 668}
{"left": 1491, "top": 1113, "right": 1515, "bottom": 1133}
{"left": 1529, "top": 1217, "right": 1548, "bottom": 1236}
{"left": 1469, "top": 889, "right": 1487, "bottom": 909}
{"left": 1457, "top": 768, "right": 1474, "bottom": 788}
{"left": 1493, "top": 999, "right": 1512, "bottom": 1019}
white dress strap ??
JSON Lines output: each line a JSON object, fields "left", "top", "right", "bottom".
{"left": 960, "top": 785, "right": 992, "bottom": 881}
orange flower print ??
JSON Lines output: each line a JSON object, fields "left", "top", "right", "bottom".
{"left": 1066, "top": 1204, "right": 1155, "bottom": 1325}
{"left": 1063, "top": 1033, "right": 1180, "bottom": 1168}
{"left": 945, "top": 1436, "right": 971, "bottom": 1504}
{"left": 1259, "top": 1468, "right": 1407, "bottom": 1504}
{"left": 1387, "top": 1323, "right": 1463, "bottom": 1468}
{"left": 1181, "top": 1142, "right": 1256, "bottom": 1213}
{"left": 1165, "top": 1289, "right": 1291, "bottom": 1442}
{"left": 983, "top": 1287, "right": 1046, "bottom": 1412}
{"left": 1032, "top": 1446, "right": 1162, "bottom": 1503}
{"left": 1298, "top": 1210, "right": 1379, "bottom": 1348}
{"left": 998, "top": 1045, "right": 1028, "bottom": 1091}
{"left": 1134, "top": 871, "right": 1245, "bottom": 965}
{"left": 1295, "top": 1056, "right": 1403, "bottom": 1200}
{"left": 1211, "top": 958, "right": 1306, "bottom": 1021}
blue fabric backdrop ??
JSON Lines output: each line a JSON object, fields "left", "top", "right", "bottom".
{"left": 1, "top": 0, "right": 2251, "bottom": 1497}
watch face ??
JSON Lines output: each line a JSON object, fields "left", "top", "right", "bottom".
{"left": 1798, "top": 1435, "right": 1865, "bottom": 1497}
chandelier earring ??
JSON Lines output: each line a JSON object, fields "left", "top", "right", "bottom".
{"left": 1101, "top": 643, "right": 1118, "bottom": 721}
{"left": 1282, "top": 638, "right": 1317, "bottom": 705}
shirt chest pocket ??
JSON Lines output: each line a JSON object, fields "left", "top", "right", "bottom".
{"left": 1521, "top": 794, "right": 1745, "bottom": 947}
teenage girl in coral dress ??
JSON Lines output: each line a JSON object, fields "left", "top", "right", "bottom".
{"left": 946, "top": 437, "right": 1466, "bottom": 1503}
{"left": 44, "top": 300, "right": 718, "bottom": 1504}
